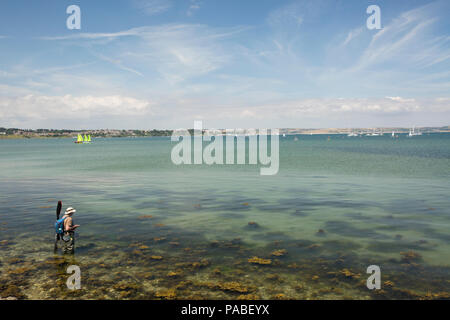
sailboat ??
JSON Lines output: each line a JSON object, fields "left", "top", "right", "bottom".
{"left": 74, "top": 133, "right": 92, "bottom": 144}
{"left": 74, "top": 134, "right": 83, "bottom": 144}
{"left": 83, "top": 134, "right": 92, "bottom": 143}
{"left": 367, "top": 129, "right": 381, "bottom": 136}
{"left": 408, "top": 126, "right": 422, "bottom": 137}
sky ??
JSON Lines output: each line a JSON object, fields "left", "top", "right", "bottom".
{"left": 0, "top": 0, "right": 449, "bottom": 129}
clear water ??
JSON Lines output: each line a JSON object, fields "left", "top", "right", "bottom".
{"left": 1, "top": 134, "right": 449, "bottom": 299}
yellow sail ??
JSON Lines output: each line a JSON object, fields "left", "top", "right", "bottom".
{"left": 77, "top": 134, "right": 83, "bottom": 142}
{"left": 84, "top": 134, "right": 88, "bottom": 142}
{"left": 88, "top": 135, "right": 91, "bottom": 142}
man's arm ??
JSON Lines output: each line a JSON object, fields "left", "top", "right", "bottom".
{"left": 64, "top": 217, "right": 80, "bottom": 231}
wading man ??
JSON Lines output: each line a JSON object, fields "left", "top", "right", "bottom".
{"left": 55, "top": 207, "right": 80, "bottom": 254}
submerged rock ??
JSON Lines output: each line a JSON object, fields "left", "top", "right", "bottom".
{"left": 0, "top": 284, "right": 25, "bottom": 299}
{"left": 271, "top": 249, "right": 287, "bottom": 257}
{"left": 0, "top": 296, "right": 18, "bottom": 300}
{"left": 384, "top": 280, "right": 395, "bottom": 287}
{"left": 155, "top": 288, "right": 177, "bottom": 300}
{"left": 400, "top": 251, "right": 422, "bottom": 263}
{"left": 237, "top": 294, "right": 259, "bottom": 300}
{"left": 167, "top": 271, "right": 181, "bottom": 278}
{"left": 248, "top": 257, "right": 272, "bottom": 265}
{"left": 266, "top": 274, "right": 282, "bottom": 282}
{"left": 138, "top": 215, "right": 153, "bottom": 219}
{"left": 202, "top": 281, "right": 251, "bottom": 293}
{"left": 191, "top": 259, "right": 210, "bottom": 269}
{"left": 339, "top": 269, "right": 361, "bottom": 279}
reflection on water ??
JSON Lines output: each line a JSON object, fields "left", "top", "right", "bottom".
{"left": 0, "top": 134, "right": 450, "bottom": 299}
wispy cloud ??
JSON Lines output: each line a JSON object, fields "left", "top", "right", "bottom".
{"left": 267, "top": 2, "right": 304, "bottom": 28}
{"left": 353, "top": 2, "right": 450, "bottom": 71}
{"left": 187, "top": 0, "right": 202, "bottom": 17}
{"left": 341, "top": 27, "right": 364, "bottom": 47}
{"left": 93, "top": 52, "right": 144, "bottom": 76}
{"left": 133, "top": 0, "right": 172, "bottom": 16}
{"left": 41, "top": 24, "right": 249, "bottom": 83}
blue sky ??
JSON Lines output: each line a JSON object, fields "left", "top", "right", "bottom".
{"left": 0, "top": 0, "right": 449, "bottom": 129}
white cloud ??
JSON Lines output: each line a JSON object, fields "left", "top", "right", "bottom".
{"left": 0, "top": 95, "right": 152, "bottom": 121}
{"left": 1, "top": 94, "right": 448, "bottom": 129}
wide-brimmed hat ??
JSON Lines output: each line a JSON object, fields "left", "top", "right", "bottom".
{"left": 65, "top": 207, "right": 76, "bottom": 215}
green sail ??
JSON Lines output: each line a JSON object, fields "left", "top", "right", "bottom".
{"left": 88, "top": 135, "right": 91, "bottom": 142}
{"left": 84, "top": 134, "right": 88, "bottom": 142}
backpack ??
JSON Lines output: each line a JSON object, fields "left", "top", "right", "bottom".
{"left": 55, "top": 217, "right": 67, "bottom": 235}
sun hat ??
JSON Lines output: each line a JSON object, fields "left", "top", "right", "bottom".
{"left": 65, "top": 207, "right": 76, "bottom": 215}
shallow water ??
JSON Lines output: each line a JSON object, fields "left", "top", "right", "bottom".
{"left": 1, "top": 134, "right": 449, "bottom": 299}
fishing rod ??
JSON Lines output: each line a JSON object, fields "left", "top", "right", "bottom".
{"left": 56, "top": 201, "right": 62, "bottom": 220}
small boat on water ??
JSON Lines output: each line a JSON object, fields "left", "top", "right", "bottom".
{"left": 74, "top": 134, "right": 92, "bottom": 144}
{"left": 367, "top": 129, "right": 382, "bottom": 136}
{"left": 75, "top": 134, "right": 83, "bottom": 144}
{"left": 408, "top": 126, "right": 422, "bottom": 137}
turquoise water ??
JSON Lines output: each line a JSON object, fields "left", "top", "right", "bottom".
{"left": 1, "top": 134, "right": 449, "bottom": 299}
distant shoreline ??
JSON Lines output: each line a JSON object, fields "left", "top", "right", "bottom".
{"left": 1, "top": 126, "right": 449, "bottom": 140}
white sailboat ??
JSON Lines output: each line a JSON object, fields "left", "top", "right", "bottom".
{"left": 367, "top": 129, "right": 381, "bottom": 136}
{"left": 408, "top": 126, "right": 422, "bottom": 137}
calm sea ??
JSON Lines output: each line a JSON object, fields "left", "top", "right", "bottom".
{"left": 1, "top": 133, "right": 449, "bottom": 299}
